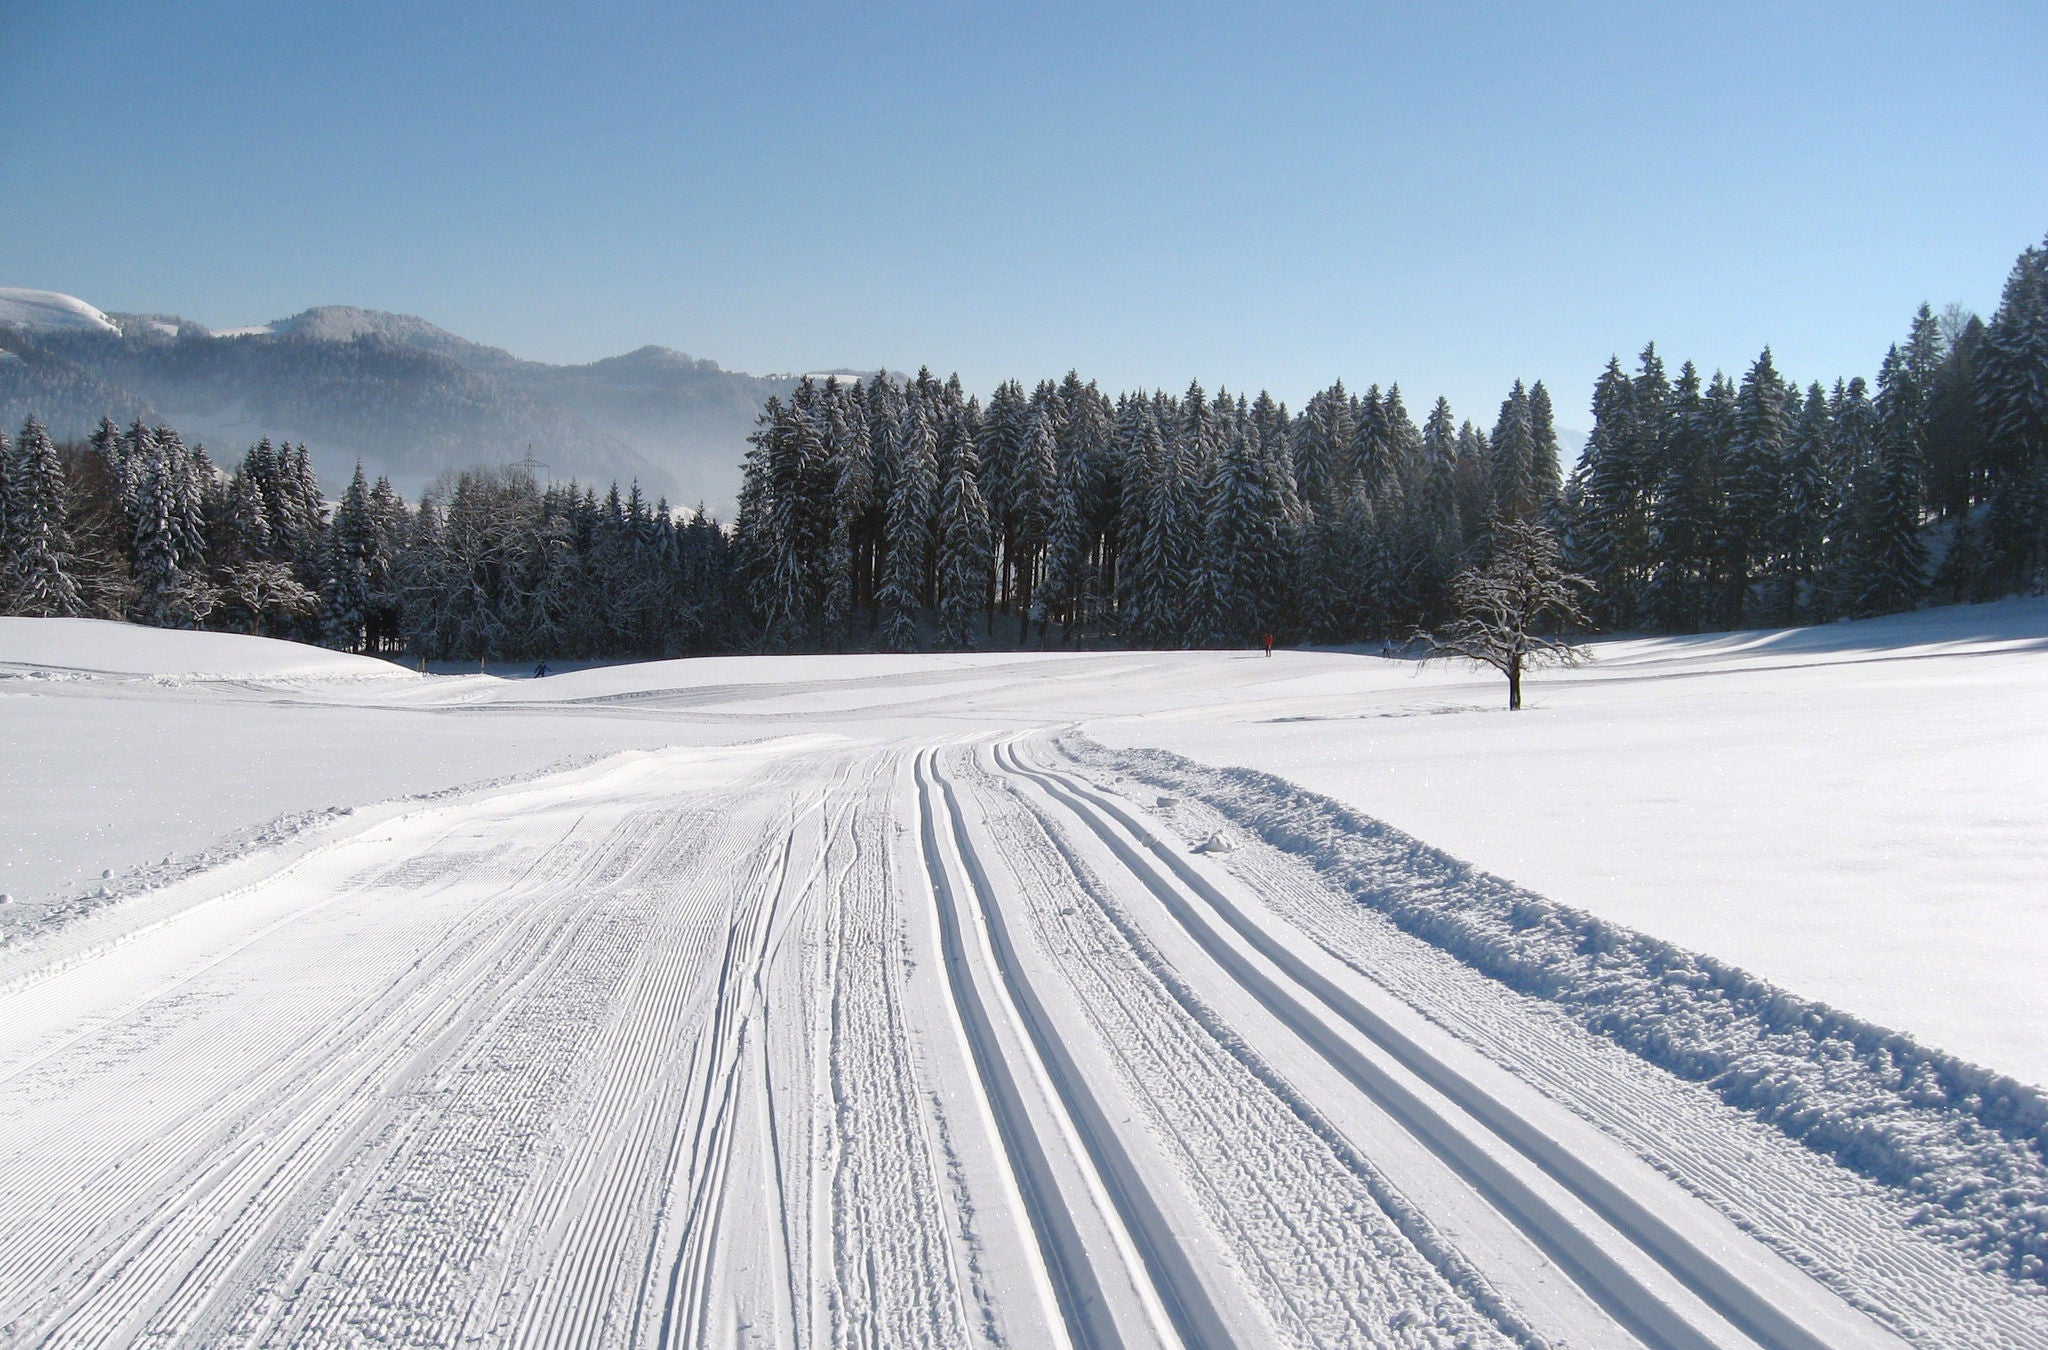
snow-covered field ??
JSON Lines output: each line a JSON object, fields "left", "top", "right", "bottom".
{"left": 2, "top": 607, "right": 2045, "bottom": 1346}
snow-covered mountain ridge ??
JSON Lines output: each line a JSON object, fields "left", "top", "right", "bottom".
{"left": 0, "top": 291, "right": 813, "bottom": 515}
{"left": 0, "top": 288, "right": 122, "bottom": 334}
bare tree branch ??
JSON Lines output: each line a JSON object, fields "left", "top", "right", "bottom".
{"left": 1417, "top": 519, "right": 1595, "bottom": 709}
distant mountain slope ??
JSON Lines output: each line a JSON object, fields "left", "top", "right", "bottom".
{"left": 503, "top": 346, "right": 794, "bottom": 511}
{"left": 0, "top": 288, "right": 121, "bottom": 334}
{"left": 0, "top": 295, "right": 804, "bottom": 515}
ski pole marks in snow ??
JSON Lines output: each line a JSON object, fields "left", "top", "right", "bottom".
{"left": 0, "top": 729, "right": 2042, "bottom": 1346}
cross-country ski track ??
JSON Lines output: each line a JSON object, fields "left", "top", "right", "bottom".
{"left": 5, "top": 618, "right": 2048, "bottom": 1347}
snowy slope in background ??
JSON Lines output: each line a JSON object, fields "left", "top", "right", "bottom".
{"left": 3, "top": 601, "right": 2045, "bottom": 1092}
{"left": 0, "top": 617, "right": 415, "bottom": 681}
{"left": 0, "top": 287, "right": 121, "bottom": 334}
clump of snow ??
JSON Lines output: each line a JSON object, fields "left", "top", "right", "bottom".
{"left": 1061, "top": 730, "right": 2048, "bottom": 1287}
{"left": 0, "top": 618, "right": 416, "bottom": 682}
{"left": 0, "top": 288, "right": 121, "bottom": 334}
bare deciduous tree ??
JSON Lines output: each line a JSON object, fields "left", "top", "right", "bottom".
{"left": 1421, "top": 520, "right": 1594, "bottom": 710}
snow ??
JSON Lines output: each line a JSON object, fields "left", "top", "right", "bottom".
{"left": 0, "top": 286, "right": 122, "bottom": 334}
{"left": 1, "top": 604, "right": 2045, "bottom": 1343}
{"left": 1089, "top": 598, "right": 2048, "bottom": 1091}
{"left": 5, "top": 604, "right": 2045, "bottom": 1090}
{"left": 0, "top": 616, "right": 415, "bottom": 680}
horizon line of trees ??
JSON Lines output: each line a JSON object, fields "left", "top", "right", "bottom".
{"left": 0, "top": 418, "right": 741, "bottom": 660}
{"left": 733, "top": 231, "right": 2048, "bottom": 650}
{"left": 4, "top": 230, "right": 2045, "bottom": 657}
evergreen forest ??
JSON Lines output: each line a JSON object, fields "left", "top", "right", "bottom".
{"left": 4, "top": 232, "right": 2046, "bottom": 661}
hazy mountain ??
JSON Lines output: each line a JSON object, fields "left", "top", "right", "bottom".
{"left": 0, "top": 294, "right": 807, "bottom": 515}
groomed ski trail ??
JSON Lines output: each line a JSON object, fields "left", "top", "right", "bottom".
{"left": 1, "top": 729, "right": 2039, "bottom": 1347}
{"left": 988, "top": 735, "right": 1917, "bottom": 1349}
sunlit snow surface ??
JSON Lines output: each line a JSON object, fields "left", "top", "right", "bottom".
{"left": 2, "top": 604, "right": 2046, "bottom": 1346}
{"left": 6, "top": 602, "right": 2043, "bottom": 1087}
{"left": 0, "top": 287, "right": 122, "bottom": 333}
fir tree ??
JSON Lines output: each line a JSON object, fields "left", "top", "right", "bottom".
{"left": 934, "top": 416, "right": 991, "bottom": 649}
{"left": 321, "top": 464, "right": 377, "bottom": 650}
{"left": 1201, "top": 416, "right": 1287, "bottom": 644}
{"left": 1774, "top": 383, "right": 1834, "bottom": 621}
{"left": 877, "top": 399, "right": 938, "bottom": 650}
{"left": 1845, "top": 347, "right": 1929, "bottom": 614}
{"left": 821, "top": 386, "right": 873, "bottom": 643}
{"left": 1488, "top": 380, "right": 1538, "bottom": 523}
{"left": 1976, "top": 232, "right": 2048, "bottom": 590}
{"left": 1723, "top": 349, "right": 1790, "bottom": 625}
{"left": 1571, "top": 359, "right": 1645, "bottom": 630}
{"left": 1120, "top": 402, "right": 1183, "bottom": 645}
{"left": 129, "top": 433, "right": 208, "bottom": 628}
{"left": 0, "top": 419, "right": 87, "bottom": 616}
{"left": 1526, "top": 380, "right": 1564, "bottom": 510}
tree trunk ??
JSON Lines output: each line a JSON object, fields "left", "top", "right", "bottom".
{"left": 1507, "top": 655, "right": 1522, "bottom": 710}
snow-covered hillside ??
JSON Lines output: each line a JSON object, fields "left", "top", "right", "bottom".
{"left": 1, "top": 604, "right": 2044, "bottom": 1345}
{"left": 0, "top": 287, "right": 121, "bottom": 334}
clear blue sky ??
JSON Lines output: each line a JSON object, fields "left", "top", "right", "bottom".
{"left": 4, "top": 1, "right": 2044, "bottom": 429}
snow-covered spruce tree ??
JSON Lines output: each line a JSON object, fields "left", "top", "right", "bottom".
{"left": 1200, "top": 415, "right": 1289, "bottom": 645}
{"left": 1422, "top": 519, "right": 1593, "bottom": 711}
{"left": 1037, "top": 450, "right": 1090, "bottom": 637}
{"left": 876, "top": 397, "right": 938, "bottom": 651}
{"left": 1452, "top": 420, "right": 1493, "bottom": 546}
{"left": 1395, "top": 396, "right": 1462, "bottom": 626}
{"left": 1488, "top": 380, "right": 1538, "bottom": 524}
{"left": 861, "top": 373, "right": 905, "bottom": 619}
{"left": 524, "top": 493, "right": 585, "bottom": 658}
{"left": 1820, "top": 376, "right": 1878, "bottom": 615}
{"left": 1773, "top": 383, "right": 1835, "bottom": 621}
{"left": 1643, "top": 362, "right": 1720, "bottom": 632}
{"left": 1526, "top": 381, "right": 1564, "bottom": 511}
{"left": 1923, "top": 311, "right": 1988, "bottom": 520}
{"left": 1291, "top": 382, "right": 1354, "bottom": 518}
{"left": 1568, "top": 359, "right": 1644, "bottom": 630}
{"left": 363, "top": 474, "right": 408, "bottom": 650}
{"left": 1170, "top": 383, "right": 1218, "bottom": 641}
{"left": 976, "top": 379, "right": 1029, "bottom": 619}
{"left": 1006, "top": 404, "right": 1058, "bottom": 641}
{"left": 1722, "top": 349, "right": 1789, "bottom": 627}
{"left": 0, "top": 419, "right": 87, "bottom": 616}
{"left": 1843, "top": 347, "right": 1929, "bottom": 615}
{"left": 1976, "top": 232, "right": 2048, "bottom": 591}
{"left": 128, "top": 432, "right": 210, "bottom": 628}
{"left": 934, "top": 409, "right": 992, "bottom": 650}
{"left": 1118, "top": 401, "right": 1181, "bottom": 645}
{"left": 821, "top": 384, "right": 874, "bottom": 645}
{"left": 394, "top": 497, "right": 450, "bottom": 657}
{"left": 735, "top": 393, "right": 829, "bottom": 650}
{"left": 0, "top": 426, "right": 11, "bottom": 557}
{"left": 732, "top": 400, "right": 777, "bottom": 637}
{"left": 320, "top": 463, "right": 377, "bottom": 651}
{"left": 222, "top": 457, "right": 274, "bottom": 563}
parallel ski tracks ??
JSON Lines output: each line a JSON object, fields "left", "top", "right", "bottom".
{"left": 993, "top": 735, "right": 1909, "bottom": 1350}
{"left": 1, "top": 732, "right": 2013, "bottom": 1348}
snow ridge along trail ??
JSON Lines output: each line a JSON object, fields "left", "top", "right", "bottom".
{"left": 995, "top": 736, "right": 1909, "bottom": 1350}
